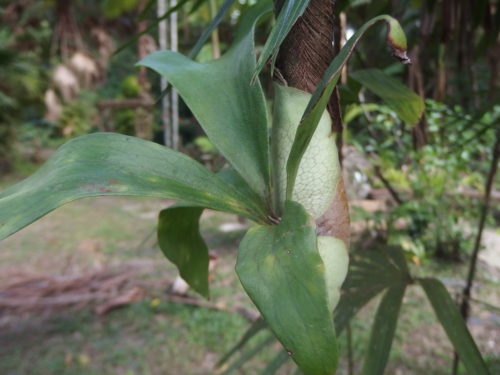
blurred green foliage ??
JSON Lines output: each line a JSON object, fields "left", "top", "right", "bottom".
{"left": 0, "top": 0, "right": 497, "bottom": 267}
{"left": 349, "top": 100, "right": 499, "bottom": 260}
{"left": 103, "top": 0, "right": 141, "bottom": 19}
{"left": 121, "top": 75, "right": 142, "bottom": 98}
{"left": 57, "top": 91, "right": 98, "bottom": 138}
{"left": 0, "top": 19, "right": 49, "bottom": 172}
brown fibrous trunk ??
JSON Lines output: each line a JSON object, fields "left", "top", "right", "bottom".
{"left": 274, "top": 0, "right": 350, "bottom": 247}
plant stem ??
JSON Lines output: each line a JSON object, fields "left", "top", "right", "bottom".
{"left": 346, "top": 322, "right": 354, "bottom": 375}
{"left": 451, "top": 128, "right": 500, "bottom": 374}
{"left": 208, "top": 0, "right": 221, "bottom": 59}
{"left": 373, "top": 165, "right": 404, "bottom": 205}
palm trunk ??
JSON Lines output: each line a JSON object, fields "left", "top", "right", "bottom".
{"left": 274, "top": 0, "right": 350, "bottom": 246}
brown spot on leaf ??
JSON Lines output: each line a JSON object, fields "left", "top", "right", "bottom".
{"left": 316, "top": 177, "right": 351, "bottom": 249}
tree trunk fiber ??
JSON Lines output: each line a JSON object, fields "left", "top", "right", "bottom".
{"left": 274, "top": 0, "right": 350, "bottom": 247}
{"left": 274, "top": 0, "right": 342, "bottom": 133}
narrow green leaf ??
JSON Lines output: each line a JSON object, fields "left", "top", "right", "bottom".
{"left": 188, "top": 0, "right": 206, "bottom": 14}
{"left": 261, "top": 350, "right": 290, "bottom": 375}
{"left": 385, "top": 245, "right": 411, "bottom": 276}
{"left": 157, "top": 205, "right": 209, "bottom": 298}
{"left": 0, "top": 133, "right": 267, "bottom": 240}
{"left": 350, "top": 69, "right": 424, "bottom": 124}
{"left": 114, "top": 0, "right": 191, "bottom": 55}
{"left": 139, "top": 1, "right": 273, "bottom": 199}
{"left": 286, "top": 15, "right": 410, "bottom": 199}
{"left": 419, "top": 278, "right": 490, "bottom": 375}
{"left": 217, "top": 318, "right": 267, "bottom": 367}
{"left": 335, "top": 247, "right": 411, "bottom": 334}
{"left": 187, "top": 0, "right": 237, "bottom": 59}
{"left": 343, "top": 103, "right": 380, "bottom": 125}
{"left": 344, "top": 247, "right": 410, "bottom": 290}
{"left": 334, "top": 285, "right": 387, "bottom": 335}
{"left": 361, "top": 284, "right": 406, "bottom": 375}
{"left": 253, "top": 0, "right": 310, "bottom": 78}
{"left": 236, "top": 201, "right": 338, "bottom": 375}
{"left": 221, "top": 333, "right": 276, "bottom": 375}
{"left": 137, "top": 0, "right": 156, "bottom": 21}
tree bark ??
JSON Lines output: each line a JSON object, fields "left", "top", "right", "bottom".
{"left": 274, "top": 0, "right": 350, "bottom": 247}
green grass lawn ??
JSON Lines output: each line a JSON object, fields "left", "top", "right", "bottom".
{"left": 0, "top": 190, "right": 295, "bottom": 375}
{"left": 0, "top": 176, "right": 499, "bottom": 374}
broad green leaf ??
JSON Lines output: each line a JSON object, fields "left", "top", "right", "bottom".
{"left": 217, "top": 318, "right": 267, "bottom": 368}
{"left": 217, "top": 168, "right": 262, "bottom": 205}
{"left": 138, "top": 1, "right": 273, "bottom": 199}
{"left": 156, "top": 168, "right": 261, "bottom": 299}
{"left": 236, "top": 201, "right": 338, "bottom": 375}
{"left": 361, "top": 284, "right": 406, "bottom": 375}
{"left": 419, "top": 278, "right": 491, "bottom": 375}
{"left": 253, "top": 0, "right": 310, "bottom": 78}
{"left": 0, "top": 133, "right": 267, "bottom": 240}
{"left": 350, "top": 69, "right": 424, "bottom": 125}
{"left": 157, "top": 205, "right": 209, "bottom": 298}
{"left": 286, "top": 15, "right": 410, "bottom": 199}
